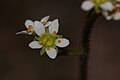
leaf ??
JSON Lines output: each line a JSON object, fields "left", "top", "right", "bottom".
{"left": 35, "top": 36, "right": 40, "bottom": 40}
{"left": 40, "top": 47, "right": 46, "bottom": 55}
{"left": 58, "top": 48, "right": 83, "bottom": 55}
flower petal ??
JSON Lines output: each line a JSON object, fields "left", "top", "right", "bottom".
{"left": 100, "top": 2, "right": 113, "bottom": 11}
{"left": 105, "top": 16, "right": 112, "bottom": 20}
{"left": 16, "top": 31, "right": 32, "bottom": 35}
{"left": 25, "top": 20, "right": 34, "bottom": 28}
{"left": 34, "top": 21, "right": 45, "bottom": 36}
{"left": 40, "top": 16, "right": 50, "bottom": 22}
{"left": 16, "top": 31, "right": 27, "bottom": 34}
{"left": 81, "top": 1, "right": 94, "bottom": 11}
{"left": 49, "top": 19, "right": 59, "bottom": 34}
{"left": 102, "top": 11, "right": 112, "bottom": 20}
{"left": 113, "top": 12, "right": 120, "bottom": 20}
{"left": 44, "top": 21, "right": 52, "bottom": 27}
{"left": 29, "top": 41, "right": 42, "bottom": 49}
{"left": 55, "top": 38, "right": 70, "bottom": 47}
{"left": 46, "top": 47, "right": 57, "bottom": 59}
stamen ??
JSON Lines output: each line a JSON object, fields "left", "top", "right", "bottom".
{"left": 26, "top": 25, "right": 33, "bottom": 33}
{"left": 116, "top": 8, "right": 120, "bottom": 12}
{"left": 58, "top": 40, "right": 61, "bottom": 43}
{"left": 42, "top": 22, "right": 47, "bottom": 25}
{"left": 53, "top": 31, "right": 56, "bottom": 34}
{"left": 53, "top": 31, "right": 57, "bottom": 37}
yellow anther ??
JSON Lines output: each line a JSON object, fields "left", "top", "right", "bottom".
{"left": 42, "top": 22, "right": 47, "bottom": 25}
{"left": 26, "top": 25, "right": 33, "bottom": 33}
{"left": 53, "top": 31, "right": 57, "bottom": 37}
{"left": 58, "top": 40, "right": 61, "bottom": 43}
{"left": 116, "top": 8, "right": 120, "bottom": 12}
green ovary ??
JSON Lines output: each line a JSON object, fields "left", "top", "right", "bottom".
{"left": 92, "top": 0, "right": 107, "bottom": 4}
{"left": 38, "top": 33, "right": 56, "bottom": 47}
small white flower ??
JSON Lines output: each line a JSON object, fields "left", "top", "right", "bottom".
{"left": 103, "top": 11, "right": 120, "bottom": 20}
{"left": 81, "top": 0, "right": 113, "bottom": 12}
{"left": 16, "top": 16, "right": 51, "bottom": 35}
{"left": 29, "top": 19, "right": 70, "bottom": 59}
{"left": 16, "top": 20, "right": 34, "bottom": 35}
{"left": 102, "top": 1, "right": 120, "bottom": 21}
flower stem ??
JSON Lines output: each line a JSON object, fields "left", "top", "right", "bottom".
{"left": 80, "top": 10, "right": 99, "bottom": 80}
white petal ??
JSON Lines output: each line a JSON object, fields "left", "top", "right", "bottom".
{"left": 34, "top": 21, "right": 45, "bottom": 36}
{"left": 44, "top": 21, "right": 52, "bottom": 27}
{"left": 102, "top": 11, "right": 109, "bottom": 16}
{"left": 16, "top": 31, "right": 33, "bottom": 35}
{"left": 49, "top": 19, "right": 59, "bottom": 34}
{"left": 113, "top": 12, "right": 120, "bottom": 20}
{"left": 29, "top": 41, "right": 42, "bottom": 49}
{"left": 40, "top": 16, "right": 50, "bottom": 22}
{"left": 105, "top": 16, "right": 112, "bottom": 20}
{"left": 81, "top": 1, "right": 94, "bottom": 11}
{"left": 55, "top": 38, "right": 70, "bottom": 47}
{"left": 100, "top": 2, "right": 113, "bottom": 11}
{"left": 46, "top": 47, "right": 57, "bottom": 59}
{"left": 16, "top": 31, "right": 27, "bottom": 34}
{"left": 25, "top": 20, "right": 34, "bottom": 28}
{"left": 102, "top": 11, "right": 112, "bottom": 20}
{"left": 116, "top": 4, "right": 120, "bottom": 7}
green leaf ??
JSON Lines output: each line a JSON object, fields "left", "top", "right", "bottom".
{"left": 35, "top": 36, "right": 40, "bottom": 40}
{"left": 58, "top": 48, "right": 84, "bottom": 55}
{"left": 40, "top": 47, "right": 46, "bottom": 55}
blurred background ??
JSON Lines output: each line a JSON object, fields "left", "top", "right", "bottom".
{"left": 0, "top": 0, "right": 120, "bottom": 80}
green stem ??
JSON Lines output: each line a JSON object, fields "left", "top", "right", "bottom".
{"left": 80, "top": 10, "right": 99, "bottom": 80}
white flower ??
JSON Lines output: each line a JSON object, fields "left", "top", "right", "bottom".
{"left": 29, "top": 19, "right": 70, "bottom": 59}
{"left": 103, "top": 11, "right": 120, "bottom": 20}
{"left": 16, "top": 16, "right": 51, "bottom": 35}
{"left": 81, "top": 0, "right": 113, "bottom": 12}
{"left": 102, "top": 1, "right": 120, "bottom": 21}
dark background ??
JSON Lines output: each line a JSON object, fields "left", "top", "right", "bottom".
{"left": 0, "top": 0, "right": 120, "bottom": 80}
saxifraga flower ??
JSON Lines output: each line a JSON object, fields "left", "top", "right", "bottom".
{"left": 16, "top": 16, "right": 51, "bottom": 35}
{"left": 29, "top": 19, "right": 70, "bottom": 59}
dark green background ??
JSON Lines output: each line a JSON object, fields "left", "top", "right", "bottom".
{"left": 0, "top": 0, "right": 120, "bottom": 80}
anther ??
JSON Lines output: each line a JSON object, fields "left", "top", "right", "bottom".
{"left": 26, "top": 25, "right": 33, "bottom": 33}
{"left": 58, "top": 40, "right": 61, "bottom": 43}
{"left": 42, "top": 22, "right": 47, "bottom": 25}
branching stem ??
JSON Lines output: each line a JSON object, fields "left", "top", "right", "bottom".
{"left": 80, "top": 10, "right": 99, "bottom": 80}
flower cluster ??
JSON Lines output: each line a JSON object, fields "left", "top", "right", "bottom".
{"left": 81, "top": 0, "right": 120, "bottom": 20}
{"left": 16, "top": 16, "right": 70, "bottom": 59}
{"left": 103, "top": 0, "right": 120, "bottom": 20}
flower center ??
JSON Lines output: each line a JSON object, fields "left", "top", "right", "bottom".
{"left": 92, "top": 0, "right": 106, "bottom": 4}
{"left": 38, "top": 33, "right": 56, "bottom": 47}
